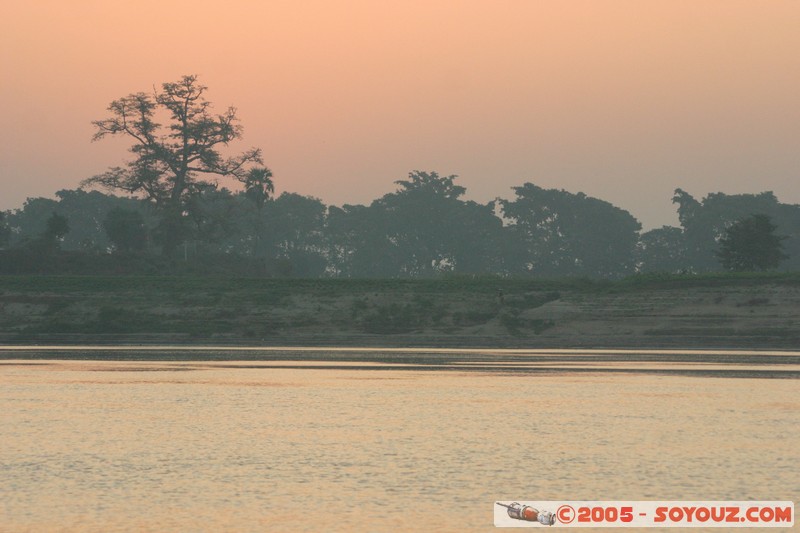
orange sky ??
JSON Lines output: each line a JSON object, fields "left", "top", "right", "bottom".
{"left": 2, "top": 0, "right": 799, "bottom": 228}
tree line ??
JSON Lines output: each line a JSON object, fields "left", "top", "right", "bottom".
{"left": 1, "top": 177, "right": 796, "bottom": 277}
{"left": 0, "top": 75, "right": 796, "bottom": 277}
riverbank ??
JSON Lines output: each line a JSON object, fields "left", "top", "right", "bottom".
{"left": 1, "top": 273, "right": 799, "bottom": 348}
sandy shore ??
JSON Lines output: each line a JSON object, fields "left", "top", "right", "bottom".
{"left": 1, "top": 276, "right": 799, "bottom": 349}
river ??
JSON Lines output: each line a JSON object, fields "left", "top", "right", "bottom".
{"left": 1, "top": 348, "right": 798, "bottom": 531}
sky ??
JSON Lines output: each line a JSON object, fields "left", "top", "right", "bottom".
{"left": 1, "top": 0, "right": 799, "bottom": 229}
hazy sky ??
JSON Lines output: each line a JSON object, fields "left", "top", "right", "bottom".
{"left": 2, "top": 0, "right": 799, "bottom": 228}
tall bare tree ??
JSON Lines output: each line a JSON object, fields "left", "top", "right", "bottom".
{"left": 84, "top": 75, "right": 271, "bottom": 254}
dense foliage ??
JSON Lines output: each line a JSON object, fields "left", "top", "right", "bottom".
{"left": 716, "top": 214, "right": 787, "bottom": 272}
{"left": 2, "top": 172, "right": 798, "bottom": 277}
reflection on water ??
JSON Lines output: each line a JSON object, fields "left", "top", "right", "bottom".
{"left": 1, "top": 351, "right": 798, "bottom": 532}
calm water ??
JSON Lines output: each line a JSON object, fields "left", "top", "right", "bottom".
{"left": 1, "top": 349, "right": 798, "bottom": 532}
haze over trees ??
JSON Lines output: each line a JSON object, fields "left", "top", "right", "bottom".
{"left": 84, "top": 75, "right": 272, "bottom": 255}
{"left": 2, "top": 76, "right": 799, "bottom": 278}
{"left": 660, "top": 189, "right": 800, "bottom": 272}
{"left": 716, "top": 214, "right": 787, "bottom": 272}
{"left": 103, "top": 208, "right": 147, "bottom": 253}
{"left": 499, "top": 183, "right": 641, "bottom": 278}
{"left": 3, "top": 175, "right": 799, "bottom": 277}
{"left": 326, "top": 171, "right": 505, "bottom": 277}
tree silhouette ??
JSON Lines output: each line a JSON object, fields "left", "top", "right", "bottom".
{"left": 670, "top": 189, "right": 798, "bottom": 272}
{"left": 636, "top": 226, "right": 687, "bottom": 273}
{"left": 84, "top": 75, "right": 269, "bottom": 255}
{"left": 243, "top": 167, "right": 275, "bottom": 209}
{"left": 716, "top": 214, "right": 787, "bottom": 271}
{"left": 500, "top": 183, "right": 641, "bottom": 278}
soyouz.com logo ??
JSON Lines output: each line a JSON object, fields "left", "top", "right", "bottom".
{"left": 494, "top": 501, "right": 794, "bottom": 527}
